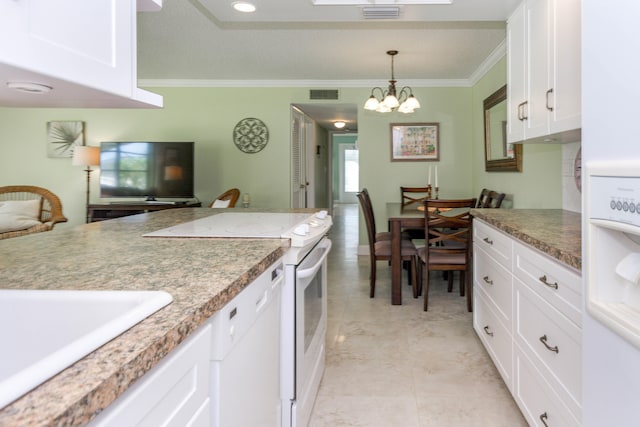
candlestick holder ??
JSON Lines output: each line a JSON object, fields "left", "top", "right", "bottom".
{"left": 426, "top": 184, "right": 432, "bottom": 200}
{"left": 434, "top": 186, "right": 439, "bottom": 199}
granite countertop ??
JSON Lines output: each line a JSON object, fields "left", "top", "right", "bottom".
{"left": 470, "top": 208, "right": 582, "bottom": 272}
{"left": 0, "top": 208, "right": 308, "bottom": 426}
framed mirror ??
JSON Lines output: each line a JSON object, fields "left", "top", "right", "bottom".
{"left": 484, "top": 85, "right": 522, "bottom": 172}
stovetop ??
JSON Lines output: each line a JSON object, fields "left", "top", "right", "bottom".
{"left": 143, "top": 211, "right": 332, "bottom": 247}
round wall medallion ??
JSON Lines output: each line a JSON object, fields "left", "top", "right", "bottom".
{"left": 233, "top": 118, "right": 269, "bottom": 153}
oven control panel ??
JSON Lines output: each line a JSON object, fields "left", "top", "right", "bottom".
{"left": 590, "top": 175, "right": 640, "bottom": 228}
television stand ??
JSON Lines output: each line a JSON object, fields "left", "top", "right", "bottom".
{"left": 88, "top": 201, "right": 202, "bottom": 223}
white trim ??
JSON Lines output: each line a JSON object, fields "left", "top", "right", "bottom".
{"left": 139, "top": 78, "right": 473, "bottom": 88}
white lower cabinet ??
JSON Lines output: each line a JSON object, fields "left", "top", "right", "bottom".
{"left": 474, "top": 289, "right": 514, "bottom": 391}
{"left": 473, "top": 218, "right": 582, "bottom": 425}
{"left": 89, "top": 259, "right": 284, "bottom": 427}
{"left": 89, "top": 323, "right": 212, "bottom": 427}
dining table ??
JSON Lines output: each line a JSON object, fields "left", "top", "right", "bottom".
{"left": 386, "top": 202, "right": 425, "bottom": 305}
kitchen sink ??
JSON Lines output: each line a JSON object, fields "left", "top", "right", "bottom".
{"left": 0, "top": 289, "right": 173, "bottom": 409}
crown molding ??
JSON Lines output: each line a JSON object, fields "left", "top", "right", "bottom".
{"left": 138, "top": 78, "right": 472, "bottom": 89}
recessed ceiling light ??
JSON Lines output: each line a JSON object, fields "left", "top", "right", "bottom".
{"left": 6, "top": 82, "right": 52, "bottom": 94}
{"left": 232, "top": 1, "right": 256, "bottom": 12}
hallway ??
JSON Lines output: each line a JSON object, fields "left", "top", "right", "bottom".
{"left": 310, "top": 203, "right": 527, "bottom": 426}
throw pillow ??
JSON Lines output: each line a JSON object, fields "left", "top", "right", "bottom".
{"left": 211, "top": 199, "right": 231, "bottom": 208}
{"left": 0, "top": 199, "right": 42, "bottom": 233}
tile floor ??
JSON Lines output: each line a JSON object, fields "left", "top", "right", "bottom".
{"left": 309, "top": 203, "right": 528, "bottom": 427}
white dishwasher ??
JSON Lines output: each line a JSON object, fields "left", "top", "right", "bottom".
{"left": 209, "top": 259, "right": 284, "bottom": 427}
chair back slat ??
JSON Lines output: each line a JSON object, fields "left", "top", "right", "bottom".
{"left": 475, "top": 188, "right": 506, "bottom": 208}
{"left": 357, "top": 189, "right": 377, "bottom": 254}
{"left": 401, "top": 186, "right": 430, "bottom": 208}
{"left": 423, "top": 198, "right": 476, "bottom": 262}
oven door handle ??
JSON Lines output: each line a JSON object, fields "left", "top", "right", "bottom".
{"left": 296, "top": 239, "right": 332, "bottom": 279}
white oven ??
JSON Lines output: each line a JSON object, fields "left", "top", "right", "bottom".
{"left": 281, "top": 237, "right": 331, "bottom": 427}
{"left": 145, "top": 210, "right": 332, "bottom": 427}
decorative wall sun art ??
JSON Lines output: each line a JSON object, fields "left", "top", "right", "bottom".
{"left": 47, "top": 121, "right": 85, "bottom": 158}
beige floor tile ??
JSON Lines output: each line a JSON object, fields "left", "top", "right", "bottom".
{"left": 310, "top": 203, "right": 527, "bottom": 427}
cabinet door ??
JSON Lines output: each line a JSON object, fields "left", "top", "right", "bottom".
{"left": 0, "top": 0, "right": 134, "bottom": 97}
{"left": 548, "top": 0, "right": 581, "bottom": 135}
{"left": 507, "top": 2, "right": 527, "bottom": 144}
{"left": 526, "top": 0, "right": 551, "bottom": 139}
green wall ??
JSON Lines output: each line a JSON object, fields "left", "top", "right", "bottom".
{"left": 0, "top": 70, "right": 564, "bottom": 235}
{"left": 471, "top": 57, "right": 562, "bottom": 208}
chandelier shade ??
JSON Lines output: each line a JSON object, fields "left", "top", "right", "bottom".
{"left": 364, "top": 50, "right": 421, "bottom": 114}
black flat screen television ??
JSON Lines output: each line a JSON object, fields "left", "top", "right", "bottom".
{"left": 99, "top": 141, "right": 194, "bottom": 200}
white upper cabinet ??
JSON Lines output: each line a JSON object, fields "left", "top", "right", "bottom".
{"left": 507, "top": 0, "right": 581, "bottom": 144}
{"left": 0, "top": 0, "right": 162, "bottom": 108}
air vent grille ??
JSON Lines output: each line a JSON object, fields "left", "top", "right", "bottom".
{"left": 310, "top": 89, "right": 339, "bottom": 100}
{"left": 362, "top": 7, "right": 401, "bottom": 19}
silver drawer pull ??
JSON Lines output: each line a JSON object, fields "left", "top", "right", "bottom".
{"left": 540, "top": 412, "right": 549, "bottom": 427}
{"left": 483, "top": 276, "right": 494, "bottom": 285}
{"left": 482, "top": 237, "right": 493, "bottom": 245}
{"left": 539, "top": 275, "right": 559, "bottom": 290}
{"left": 483, "top": 325, "right": 494, "bottom": 337}
{"left": 539, "top": 335, "right": 559, "bottom": 353}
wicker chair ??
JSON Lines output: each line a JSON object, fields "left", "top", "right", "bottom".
{"left": 0, "top": 185, "right": 68, "bottom": 239}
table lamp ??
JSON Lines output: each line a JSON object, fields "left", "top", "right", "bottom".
{"left": 72, "top": 146, "right": 100, "bottom": 223}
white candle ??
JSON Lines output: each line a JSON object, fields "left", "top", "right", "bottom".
{"left": 435, "top": 166, "right": 438, "bottom": 188}
{"left": 428, "top": 166, "right": 432, "bottom": 185}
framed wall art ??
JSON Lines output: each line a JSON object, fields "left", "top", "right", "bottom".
{"left": 47, "top": 121, "right": 85, "bottom": 158}
{"left": 390, "top": 122, "right": 439, "bottom": 162}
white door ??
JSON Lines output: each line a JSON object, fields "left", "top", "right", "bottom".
{"left": 338, "top": 142, "right": 358, "bottom": 203}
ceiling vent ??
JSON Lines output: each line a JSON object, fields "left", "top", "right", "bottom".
{"left": 310, "top": 89, "right": 339, "bottom": 100}
{"left": 362, "top": 7, "right": 401, "bottom": 19}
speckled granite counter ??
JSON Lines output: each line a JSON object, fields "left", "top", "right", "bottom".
{"left": 0, "top": 208, "right": 310, "bottom": 426}
{"left": 470, "top": 209, "right": 582, "bottom": 272}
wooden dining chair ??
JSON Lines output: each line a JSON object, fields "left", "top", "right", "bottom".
{"left": 358, "top": 190, "right": 418, "bottom": 298}
{"left": 400, "top": 186, "right": 431, "bottom": 239}
{"left": 475, "top": 188, "right": 506, "bottom": 208}
{"left": 416, "top": 198, "right": 476, "bottom": 311}
{"left": 400, "top": 186, "right": 430, "bottom": 208}
{"left": 360, "top": 188, "right": 411, "bottom": 242}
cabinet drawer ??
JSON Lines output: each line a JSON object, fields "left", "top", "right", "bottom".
{"left": 474, "top": 289, "right": 513, "bottom": 391}
{"left": 513, "top": 241, "right": 581, "bottom": 326}
{"left": 473, "top": 219, "right": 513, "bottom": 270}
{"left": 514, "top": 280, "right": 581, "bottom": 415}
{"left": 89, "top": 324, "right": 211, "bottom": 427}
{"left": 474, "top": 245, "right": 513, "bottom": 328}
{"left": 514, "top": 347, "right": 580, "bottom": 427}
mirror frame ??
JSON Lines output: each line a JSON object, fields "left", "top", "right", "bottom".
{"left": 484, "top": 85, "right": 522, "bottom": 172}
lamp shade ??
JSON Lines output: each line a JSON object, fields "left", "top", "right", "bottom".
{"left": 72, "top": 146, "right": 100, "bottom": 167}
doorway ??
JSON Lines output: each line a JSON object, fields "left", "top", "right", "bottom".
{"left": 336, "top": 137, "right": 359, "bottom": 204}
{"left": 291, "top": 103, "right": 358, "bottom": 210}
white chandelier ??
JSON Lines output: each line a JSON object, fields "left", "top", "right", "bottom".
{"left": 364, "top": 50, "right": 421, "bottom": 114}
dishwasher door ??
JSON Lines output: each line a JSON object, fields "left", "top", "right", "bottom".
{"left": 209, "top": 260, "right": 284, "bottom": 427}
